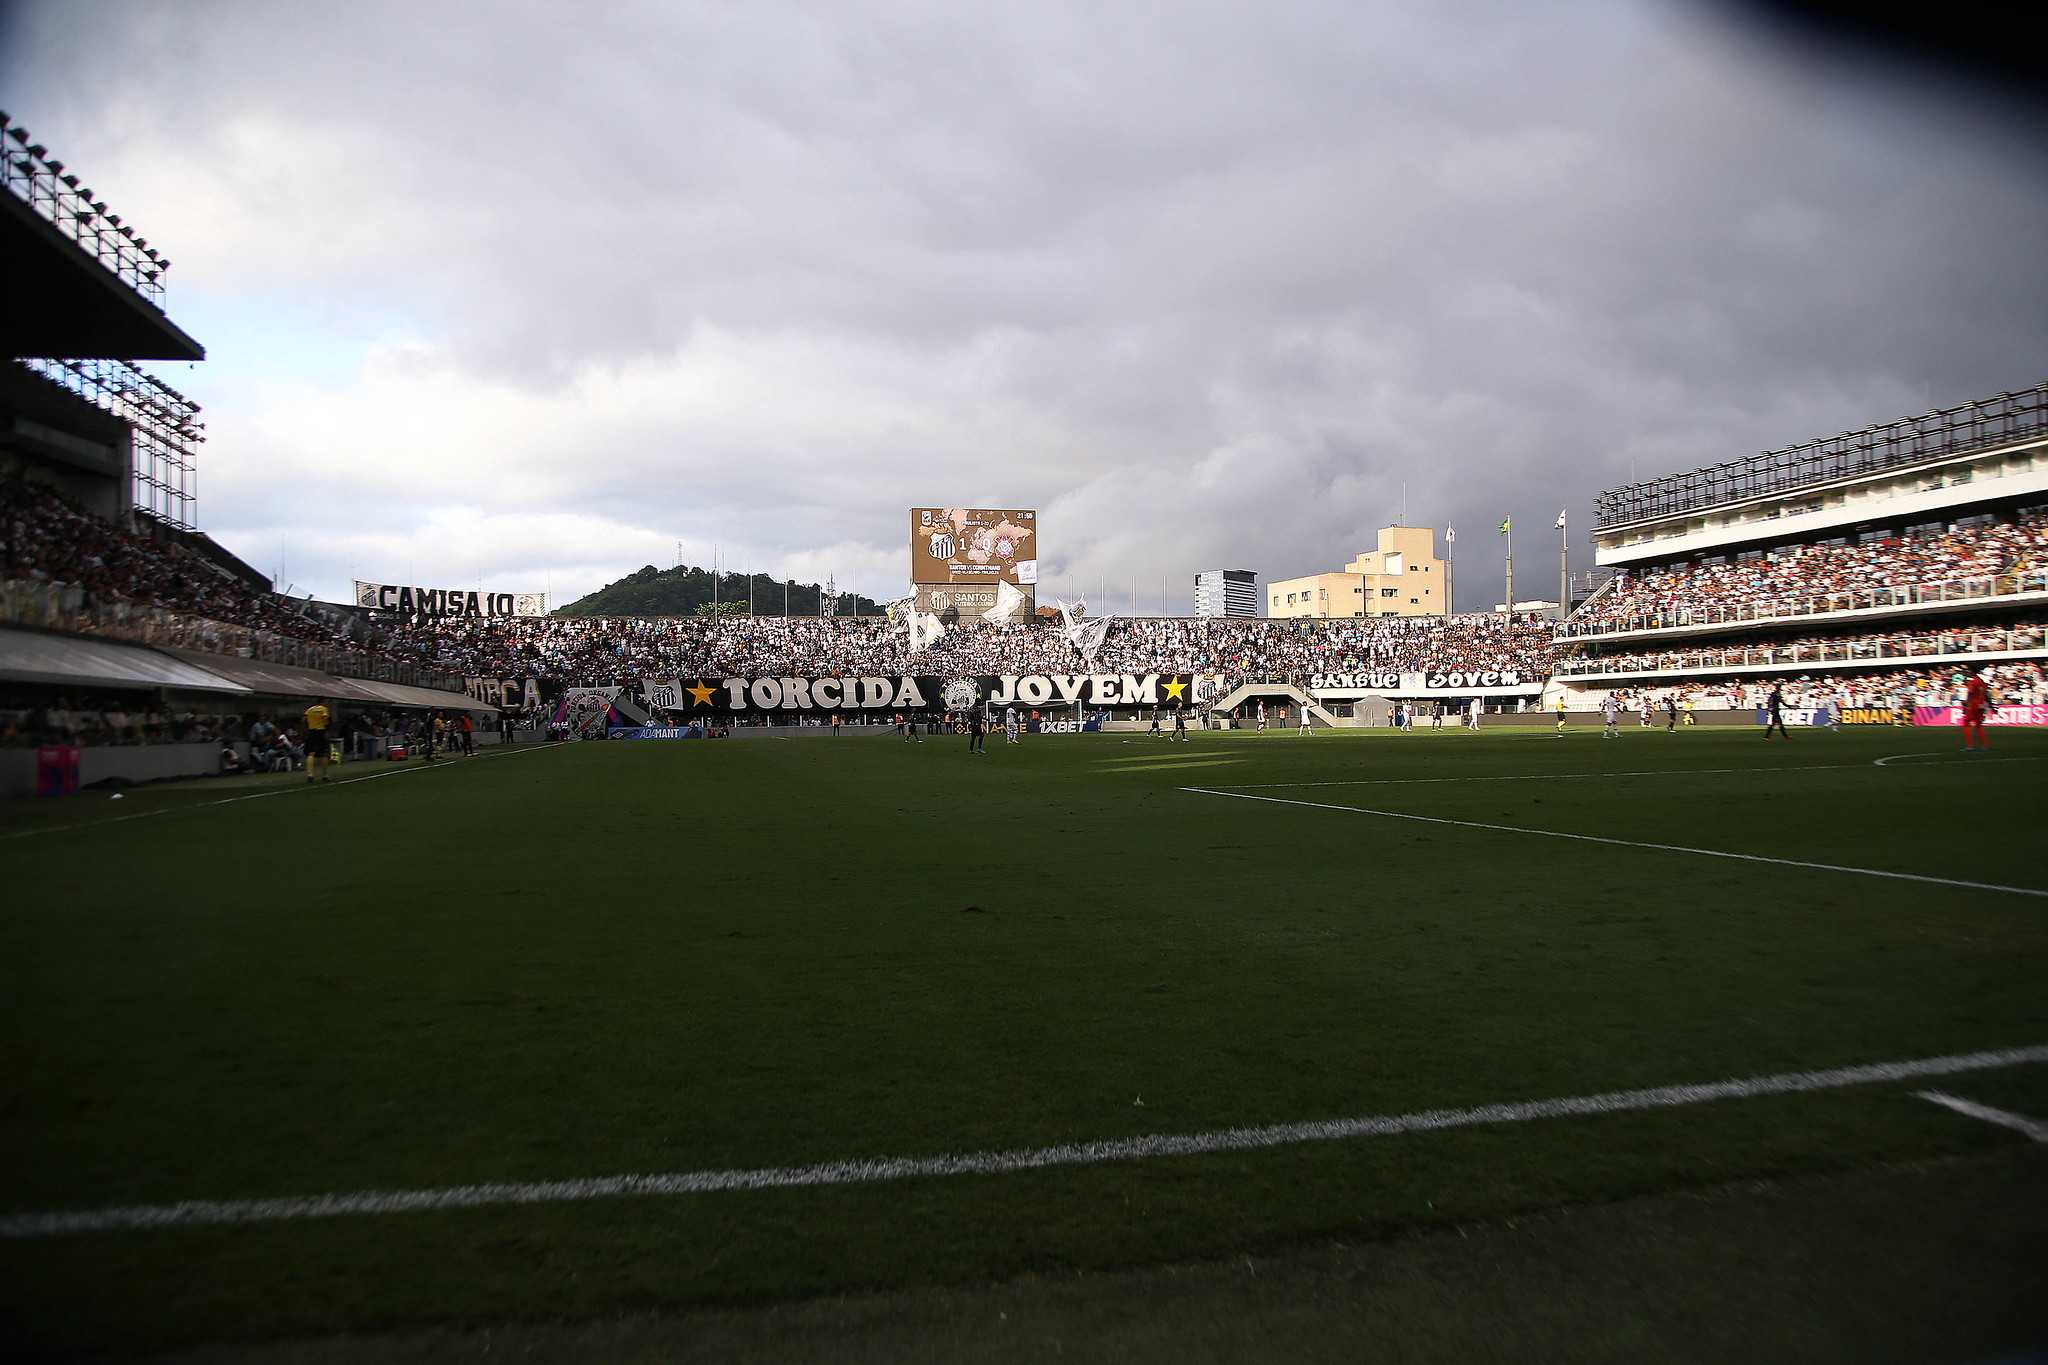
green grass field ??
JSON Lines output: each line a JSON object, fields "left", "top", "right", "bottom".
{"left": 4, "top": 725, "right": 2047, "bottom": 1357}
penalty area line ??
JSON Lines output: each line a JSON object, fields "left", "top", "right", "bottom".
{"left": 1916, "top": 1091, "right": 2048, "bottom": 1143}
{"left": 1179, "top": 787, "right": 2048, "bottom": 899}
{"left": 2, "top": 1043, "right": 2044, "bottom": 1238}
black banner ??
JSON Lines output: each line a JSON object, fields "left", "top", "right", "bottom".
{"left": 639, "top": 674, "right": 1195, "bottom": 715}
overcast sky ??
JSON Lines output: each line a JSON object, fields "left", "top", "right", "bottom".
{"left": 4, "top": 0, "right": 2045, "bottom": 612}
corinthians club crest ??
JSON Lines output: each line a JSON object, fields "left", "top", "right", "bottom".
{"left": 943, "top": 678, "right": 980, "bottom": 710}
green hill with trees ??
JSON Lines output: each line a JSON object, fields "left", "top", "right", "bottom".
{"left": 556, "top": 565, "right": 884, "bottom": 618}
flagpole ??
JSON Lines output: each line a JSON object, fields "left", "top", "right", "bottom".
{"left": 1559, "top": 508, "right": 1569, "bottom": 622}
{"left": 1504, "top": 520, "right": 1513, "bottom": 618}
{"left": 1444, "top": 525, "right": 1454, "bottom": 619}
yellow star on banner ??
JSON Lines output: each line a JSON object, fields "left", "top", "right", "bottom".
{"left": 685, "top": 679, "right": 717, "bottom": 707}
{"left": 1162, "top": 677, "right": 1188, "bottom": 702}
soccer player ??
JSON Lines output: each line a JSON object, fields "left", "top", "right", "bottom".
{"left": 1962, "top": 667, "right": 1992, "bottom": 751}
{"left": 1762, "top": 683, "right": 1789, "bottom": 740}
{"left": 1301, "top": 706, "right": 1314, "bottom": 737}
{"left": 968, "top": 708, "right": 986, "bottom": 753}
{"left": 1664, "top": 696, "right": 1678, "bottom": 733}
{"left": 1148, "top": 707, "right": 1163, "bottom": 738}
{"left": 303, "top": 698, "right": 333, "bottom": 782}
{"left": 1005, "top": 705, "right": 1021, "bottom": 745}
{"left": 1172, "top": 707, "right": 1187, "bottom": 742}
{"left": 1601, "top": 692, "right": 1620, "bottom": 739}
{"left": 1683, "top": 695, "right": 1696, "bottom": 726}
{"left": 1555, "top": 695, "right": 1567, "bottom": 736}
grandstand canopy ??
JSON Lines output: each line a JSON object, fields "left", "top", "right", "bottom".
{"left": 161, "top": 649, "right": 497, "bottom": 712}
{"left": 0, "top": 626, "right": 250, "bottom": 694}
{"left": 0, "top": 189, "right": 204, "bottom": 361}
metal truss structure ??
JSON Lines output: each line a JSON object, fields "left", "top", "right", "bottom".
{"left": 20, "top": 358, "right": 204, "bottom": 532}
{"left": 3, "top": 112, "right": 172, "bottom": 305}
{"left": 1595, "top": 382, "right": 2048, "bottom": 530}
{"left": 4, "top": 112, "right": 203, "bottom": 530}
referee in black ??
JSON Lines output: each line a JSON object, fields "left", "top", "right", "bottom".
{"left": 967, "top": 706, "right": 986, "bottom": 753}
{"left": 1763, "top": 683, "right": 1790, "bottom": 740}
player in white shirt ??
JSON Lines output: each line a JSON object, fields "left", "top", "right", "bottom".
{"left": 1601, "top": 693, "right": 1621, "bottom": 739}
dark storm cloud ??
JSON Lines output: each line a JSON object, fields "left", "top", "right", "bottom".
{"left": 3, "top": 0, "right": 2044, "bottom": 607}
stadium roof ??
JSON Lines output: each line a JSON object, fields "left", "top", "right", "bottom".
{"left": 1, "top": 113, "right": 205, "bottom": 361}
{"left": 1593, "top": 382, "right": 2048, "bottom": 531}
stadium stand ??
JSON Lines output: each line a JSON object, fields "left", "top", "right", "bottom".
{"left": 1, "top": 115, "right": 488, "bottom": 792}
{"left": 1553, "top": 383, "right": 2048, "bottom": 716}
{"left": 393, "top": 612, "right": 1559, "bottom": 696}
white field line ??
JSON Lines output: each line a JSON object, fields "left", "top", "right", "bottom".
{"left": 1869, "top": 752, "right": 2038, "bottom": 767}
{"left": 1916, "top": 1090, "right": 2048, "bottom": 1142}
{"left": 3, "top": 1043, "right": 2044, "bottom": 1239}
{"left": 1229, "top": 757, "right": 2044, "bottom": 790}
{"left": 0, "top": 743, "right": 563, "bottom": 842}
{"left": 1180, "top": 787, "right": 2048, "bottom": 899}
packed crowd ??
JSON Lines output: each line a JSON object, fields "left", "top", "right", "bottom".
{"left": 1573, "top": 660, "right": 2045, "bottom": 715}
{"left": 1562, "top": 621, "right": 2045, "bottom": 678}
{"left": 11, "top": 467, "right": 2046, "bottom": 731}
{"left": 2, "top": 474, "right": 396, "bottom": 659}
{"left": 403, "top": 611, "right": 1563, "bottom": 688}
{"left": 1568, "top": 512, "right": 2048, "bottom": 634}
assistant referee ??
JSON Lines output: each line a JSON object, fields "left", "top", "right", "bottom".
{"left": 303, "top": 699, "right": 333, "bottom": 782}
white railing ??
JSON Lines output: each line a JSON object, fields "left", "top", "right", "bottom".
{"left": 1557, "top": 626, "right": 2046, "bottom": 679}
{"left": 0, "top": 580, "right": 465, "bottom": 691}
{"left": 1558, "top": 570, "right": 2048, "bottom": 641}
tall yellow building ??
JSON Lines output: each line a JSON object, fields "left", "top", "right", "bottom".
{"left": 1267, "top": 526, "right": 1446, "bottom": 619}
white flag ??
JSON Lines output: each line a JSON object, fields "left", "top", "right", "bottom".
{"left": 1446, "top": 524, "right": 1456, "bottom": 544}
{"left": 905, "top": 609, "right": 948, "bottom": 652}
{"left": 983, "top": 580, "right": 1026, "bottom": 625}
{"left": 1555, "top": 508, "right": 1567, "bottom": 530}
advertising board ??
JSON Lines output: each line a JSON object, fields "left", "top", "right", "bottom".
{"left": 1912, "top": 704, "right": 2048, "bottom": 726}
{"left": 911, "top": 508, "right": 1038, "bottom": 585}
{"left": 1309, "top": 667, "right": 1538, "bottom": 696}
{"left": 914, "top": 583, "right": 1035, "bottom": 619}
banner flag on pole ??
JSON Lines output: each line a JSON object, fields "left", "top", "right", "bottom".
{"left": 1555, "top": 508, "right": 1567, "bottom": 530}
{"left": 1498, "top": 517, "right": 1511, "bottom": 535}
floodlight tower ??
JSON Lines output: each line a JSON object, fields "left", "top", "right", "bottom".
{"left": 1, "top": 111, "right": 207, "bottom": 532}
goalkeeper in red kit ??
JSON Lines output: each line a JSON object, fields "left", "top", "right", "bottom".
{"left": 1961, "top": 669, "right": 1992, "bottom": 752}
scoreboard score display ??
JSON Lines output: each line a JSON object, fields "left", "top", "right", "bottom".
{"left": 911, "top": 508, "right": 1037, "bottom": 586}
